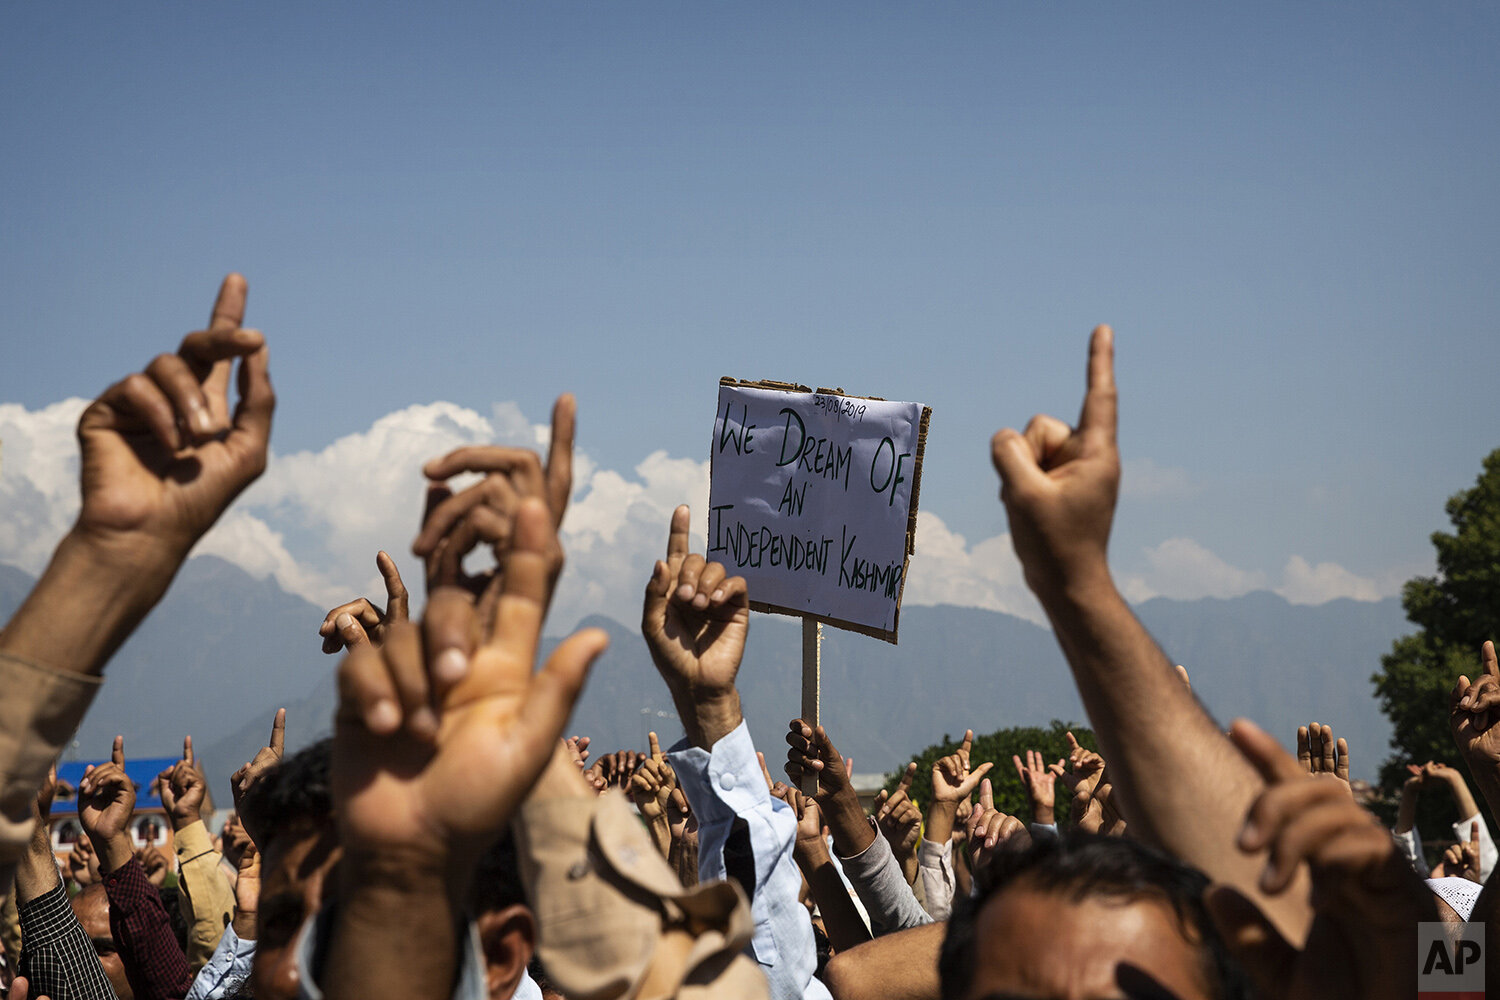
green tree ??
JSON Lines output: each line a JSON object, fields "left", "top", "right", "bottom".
{"left": 884, "top": 720, "right": 1098, "bottom": 827}
{"left": 1372, "top": 448, "right": 1500, "bottom": 849}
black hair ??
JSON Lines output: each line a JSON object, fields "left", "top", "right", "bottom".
{"left": 938, "top": 831, "right": 1249, "bottom": 1000}
{"left": 468, "top": 828, "right": 526, "bottom": 915}
{"left": 239, "top": 737, "right": 333, "bottom": 841}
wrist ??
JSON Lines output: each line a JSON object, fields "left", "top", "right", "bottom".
{"left": 170, "top": 810, "right": 202, "bottom": 832}
{"left": 1034, "top": 805, "right": 1055, "bottom": 826}
{"left": 1024, "top": 556, "right": 1117, "bottom": 611}
{"left": 672, "top": 687, "right": 743, "bottom": 749}
{"left": 96, "top": 833, "right": 135, "bottom": 874}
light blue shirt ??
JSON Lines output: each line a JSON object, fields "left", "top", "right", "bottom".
{"left": 668, "top": 720, "right": 832, "bottom": 1000}
{"left": 186, "top": 926, "right": 255, "bottom": 999}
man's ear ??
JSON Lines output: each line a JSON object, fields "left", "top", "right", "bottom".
{"left": 477, "top": 904, "right": 536, "bottom": 1000}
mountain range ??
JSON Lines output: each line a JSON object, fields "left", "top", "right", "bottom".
{"left": 0, "top": 556, "right": 1412, "bottom": 796}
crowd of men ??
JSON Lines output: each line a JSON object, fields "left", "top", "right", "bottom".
{"left": 1, "top": 274, "right": 1496, "bottom": 999}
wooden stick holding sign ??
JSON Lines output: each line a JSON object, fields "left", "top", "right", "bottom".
{"left": 709, "top": 378, "right": 930, "bottom": 793}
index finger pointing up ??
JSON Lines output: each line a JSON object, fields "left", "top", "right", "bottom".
{"left": 183, "top": 735, "right": 193, "bottom": 764}
{"left": 270, "top": 708, "right": 286, "bottom": 755}
{"left": 546, "top": 394, "right": 576, "bottom": 525}
{"left": 1078, "top": 325, "right": 1117, "bottom": 442}
{"left": 209, "top": 274, "right": 248, "bottom": 332}
{"left": 112, "top": 735, "right": 125, "bottom": 767}
{"left": 666, "top": 505, "right": 691, "bottom": 561}
{"left": 979, "top": 777, "right": 994, "bottom": 811}
{"left": 1484, "top": 640, "right": 1499, "bottom": 680}
{"left": 648, "top": 731, "right": 662, "bottom": 761}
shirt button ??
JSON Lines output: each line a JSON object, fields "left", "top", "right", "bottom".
{"left": 720, "top": 772, "right": 736, "bottom": 791}
{"left": 568, "top": 860, "right": 590, "bottom": 880}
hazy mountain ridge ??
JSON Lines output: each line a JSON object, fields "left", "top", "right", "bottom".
{"left": 0, "top": 558, "right": 1409, "bottom": 793}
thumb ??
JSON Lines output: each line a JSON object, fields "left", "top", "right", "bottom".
{"left": 990, "top": 428, "right": 1047, "bottom": 492}
{"left": 1203, "top": 885, "right": 1297, "bottom": 1000}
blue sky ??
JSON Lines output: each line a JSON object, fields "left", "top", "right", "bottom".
{"left": 2, "top": 3, "right": 1497, "bottom": 632}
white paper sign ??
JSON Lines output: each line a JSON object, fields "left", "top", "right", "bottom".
{"left": 708, "top": 380, "right": 929, "bottom": 642}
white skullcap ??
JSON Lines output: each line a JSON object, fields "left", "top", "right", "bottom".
{"left": 1427, "top": 876, "right": 1483, "bottom": 921}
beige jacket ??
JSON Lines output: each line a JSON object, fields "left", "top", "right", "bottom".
{"left": 173, "top": 819, "right": 236, "bottom": 972}
{"left": 515, "top": 789, "right": 768, "bottom": 1000}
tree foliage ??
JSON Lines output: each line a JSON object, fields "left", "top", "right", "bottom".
{"left": 883, "top": 719, "right": 1098, "bottom": 827}
{"left": 1372, "top": 448, "right": 1500, "bottom": 844}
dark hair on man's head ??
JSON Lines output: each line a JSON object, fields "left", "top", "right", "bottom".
{"left": 939, "top": 831, "right": 1249, "bottom": 1000}
{"left": 239, "top": 737, "right": 333, "bottom": 843}
{"left": 468, "top": 829, "right": 526, "bottom": 915}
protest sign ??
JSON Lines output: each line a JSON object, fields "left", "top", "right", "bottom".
{"left": 708, "top": 378, "right": 930, "bottom": 643}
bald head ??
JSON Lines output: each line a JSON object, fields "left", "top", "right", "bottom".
{"left": 71, "top": 884, "right": 132, "bottom": 1000}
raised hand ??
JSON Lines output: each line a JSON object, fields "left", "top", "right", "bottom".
{"left": 412, "top": 395, "right": 575, "bottom": 600}
{"left": 74, "top": 275, "right": 274, "bottom": 563}
{"left": 66, "top": 832, "right": 101, "bottom": 887}
{"left": 641, "top": 505, "right": 749, "bottom": 748}
{"left": 0, "top": 275, "right": 275, "bottom": 679}
{"left": 333, "top": 497, "right": 608, "bottom": 877}
{"left": 926, "top": 730, "right": 994, "bottom": 851}
{"left": 1451, "top": 640, "right": 1500, "bottom": 773}
{"left": 932, "top": 730, "right": 995, "bottom": 805}
{"left": 155, "top": 735, "right": 208, "bottom": 832}
{"left": 232, "top": 708, "right": 286, "bottom": 848}
{"left": 630, "top": 734, "right": 678, "bottom": 858}
{"left": 232, "top": 840, "right": 261, "bottom": 940}
{"left": 965, "top": 778, "right": 1031, "bottom": 874}
{"left": 1443, "top": 821, "right": 1484, "bottom": 884}
{"left": 875, "top": 764, "right": 922, "bottom": 879}
{"left": 136, "top": 845, "right": 170, "bottom": 887}
{"left": 77, "top": 736, "right": 136, "bottom": 872}
{"left": 990, "top": 325, "right": 1118, "bottom": 596}
{"left": 1013, "top": 749, "right": 1063, "bottom": 826}
{"left": 1205, "top": 718, "right": 1434, "bottom": 1000}
{"left": 319, "top": 551, "right": 410, "bottom": 653}
{"left": 1296, "top": 723, "right": 1350, "bottom": 787}
{"left": 1053, "top": 731, "right": 1105, "bottom": 798}
{"left": 564, "top": 735, "right": 592, "bottom": 768}
{"left": 784, "top": 718, "right": 874, "bottom": 858}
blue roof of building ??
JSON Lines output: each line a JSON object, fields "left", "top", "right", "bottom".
{"left": 52, "top": 757, "right": 178, "bottom": 815}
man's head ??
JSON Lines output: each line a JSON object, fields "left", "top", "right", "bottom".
{"left": 243, "top": 738, "right": 338, "bottom": 1000}
{"left": 71, "top": 883, "right": 133, "bottom": 1000}
{"left": 940, "top": 831, "right": 1248, "bottom": 1000}
{"left": 470, "top": 830, "right": 544, "bottom": 1000}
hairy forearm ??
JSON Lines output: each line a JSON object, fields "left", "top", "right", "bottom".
{"left": 666, "top": 685, "right": 743, "bottom": 752}
{"left": 324, "top": 853, "right": 463, "bottom": 1000}
{"left": 1033, "top": 570, "right": 1312, "bottom": 942}
{"left": 15, "top": 818, "right": 60, "bottom": 902}
{"left": 0, "top": 531, "right": 176, "bottom": 676}
{"left": 823, "top": 920, "right": 944, "bottom": 1000}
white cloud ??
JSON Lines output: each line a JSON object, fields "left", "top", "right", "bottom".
{"left": 1120, "top": 539, "right": 1401, "bottom": 606}
{"left": 0, "top": 398, "right": 88, "bottom": 573}
{"left": 1120, "top": 458, "right": 1197, "bottom": 501}
{"left": 0, "top": 398, "right": 1406, "bottom": 637}
{"left": 1277, "top": 555, "right": 1383, "bottom": 604}
{"left": 901, "top": 512, "right": 1046, "bottom": 625}
{"left": 1122, "top": 537, "right": 1269, "bottom": 601}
